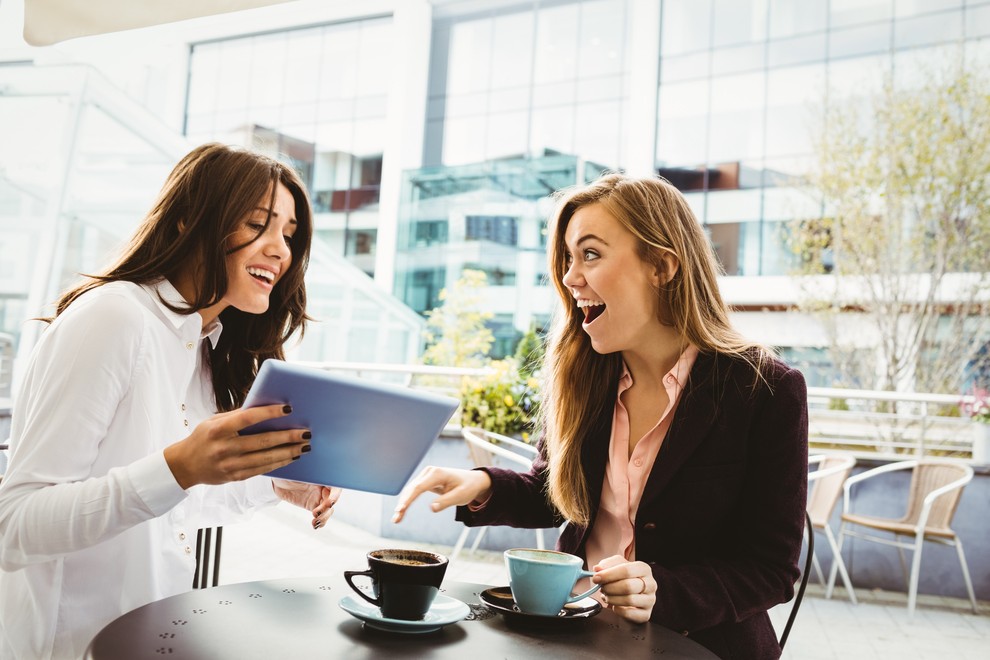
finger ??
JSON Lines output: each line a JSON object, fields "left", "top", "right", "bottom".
{"left": 227, "top": 403, "right": 296, "bottom": 434}
{"left": 217, "top": 441, "right": 307, "bottom": 481}
{"left": 392, "top": 470, "right": 444, "bottom": 522}
{"left": 238, "top": 429, "right": 311, "bottom": 453}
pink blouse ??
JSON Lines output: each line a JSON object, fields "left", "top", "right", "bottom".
{"left": 584, "top": 345, "right": 698, "bottom": 584}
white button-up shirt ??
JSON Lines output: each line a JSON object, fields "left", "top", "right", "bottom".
{"left": 0, "top": 280, "right": 278, "bottom": 660}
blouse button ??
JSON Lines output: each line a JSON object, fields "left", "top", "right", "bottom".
{"left": 183, "top": 419, "right": 189, "bottom": 427}
{"left": 184, "top": 546, "right": 192, "bottom": 555}
{"left": 643, "top": 522, "right": 657, "bottom": 531}
{"left": 181, "top": 403, "right": 186, "bottom": 412}
{"left": 185, "top": 341, "right": 194, "bottom": 350}
{"left": 179, "top": 532, "right": 186, "bottom": 541}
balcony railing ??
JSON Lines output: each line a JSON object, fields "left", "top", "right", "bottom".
{"left": 301, "top": 361, "right": 983, "bottom": 462}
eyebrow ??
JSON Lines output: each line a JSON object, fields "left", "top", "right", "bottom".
{"left": 253, "top": 207, "right": 298, "bottom": 225}
{"left": 570, "top": 233, "right": 608, "bottom": 247}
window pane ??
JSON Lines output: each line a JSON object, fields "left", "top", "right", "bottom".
{"left": 769, "top": 0, "right": 827, "bottom": 38}
{"left": 534, "top": 4, "right": 580, "bottom": 83}
{"left": 712, "top": 0, "right": 768, "bottom": 48}
{"left": 661, "top": 0, "right": 712, "bottom": 55}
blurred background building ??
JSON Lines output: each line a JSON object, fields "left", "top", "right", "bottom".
{"left": 1, "top": 0, "right": 988, "bottom": 389}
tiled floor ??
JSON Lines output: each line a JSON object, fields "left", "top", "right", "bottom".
{"left": 221, "top": 502, "right": 989, "bottom": 659}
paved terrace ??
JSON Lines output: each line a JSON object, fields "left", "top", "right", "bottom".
{"left": 219, "top": 502, "right": 989, "bottom": 659}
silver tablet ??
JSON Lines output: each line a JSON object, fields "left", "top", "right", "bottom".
{"left": 240, "top": 359, "right": 459, "bottom": 495}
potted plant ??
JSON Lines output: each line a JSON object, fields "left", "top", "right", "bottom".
{"left": 962, "top": 388, "right": 990, "bottom": 464}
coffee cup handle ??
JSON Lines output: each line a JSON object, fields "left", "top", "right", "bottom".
{"left": 343, "top": 569, "right": 381, "bottom": 607}
{"left": 566, "top": 570, "right": 602, "bottom": 603}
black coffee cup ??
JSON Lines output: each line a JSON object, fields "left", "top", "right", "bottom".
{"left": 343, "top": 549, "right": 449, "bottom": 620}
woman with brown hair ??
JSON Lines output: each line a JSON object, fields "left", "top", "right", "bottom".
{"left": 394, "top": 173, "right": 808, "bottom": 659}
{"left": 0, "top": 143, "right": 340, "bottom": 660}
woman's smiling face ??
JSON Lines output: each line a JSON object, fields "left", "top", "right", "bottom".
{"left": 561, "top": 202, "right": 663, "bottom": 355}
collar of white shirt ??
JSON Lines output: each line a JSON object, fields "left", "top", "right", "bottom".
{"left": 147, "top": 278, "right": 224, "bottom": 349}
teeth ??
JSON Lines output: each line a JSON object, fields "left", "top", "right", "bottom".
{"left": 576, "top": 299, "right": 604, "bottom": 308}
{"left": 247, "top": 267, "right": 275, "bottom": 283}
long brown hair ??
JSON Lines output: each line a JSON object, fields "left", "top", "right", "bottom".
{"left": 540, "top": 173, "right": 771, "bottom": 525}
{"left": 48, "top": 142, "right": 313, "bottom": 411}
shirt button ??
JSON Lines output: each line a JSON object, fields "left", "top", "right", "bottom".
{"left": 185, "top": 342, "right": 194, "bottom": 350}
{"left": 184, "top": 546, "right": 192, "bottom": 555}
{"left": 181, "top": 403, "right": 186, "bottom": 412}
{"left": 179, "top": 532, "right": 187, "bottom": 541}
{"left": 183, "top": 419, "right": 189, "bottom": 427}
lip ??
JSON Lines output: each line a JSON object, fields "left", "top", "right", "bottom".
{"left": 247, "top": 264, "right": 279, "bottom": 290}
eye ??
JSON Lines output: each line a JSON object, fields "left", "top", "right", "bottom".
{"left": 583, "top": 249, "right": 600, "bottom": 262}
{"left": 283, "top": 234, "right": 293, "bottom": 246}
{"left": 247, "top": 221, "right": 266, "bottom": 233}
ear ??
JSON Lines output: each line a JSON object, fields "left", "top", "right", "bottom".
{"left": 654, "top": 252, "right": 680, "bottom": 286}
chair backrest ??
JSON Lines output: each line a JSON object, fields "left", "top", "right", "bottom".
{"left": 807, "top": 453, "right": 856, "bottom": 528}
{"left": 902, "top": 461, "right": 973, "bottom": 530}
{"left": 460, "top": 427, "right": 536, "bottom": 471}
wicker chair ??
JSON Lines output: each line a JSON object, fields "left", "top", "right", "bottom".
{"left": 452, "top": 427, "right": 548, "bottom": 560}
{"left": 828, "top": 459, "right": 977, "bottom": 615}
{"left": 807, "top": 453, "right": 857, "bottom": 603}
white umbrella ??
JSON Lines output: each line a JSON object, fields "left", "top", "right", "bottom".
{"left": 22, "top": 0, "right": 293, "bottom": 46}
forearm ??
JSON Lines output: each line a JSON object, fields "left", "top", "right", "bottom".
{"left": 0, "top": 452, "right": 186, "bottom": 570}
{"left": 455, "top": 465, "right": 560, "bottom": 529}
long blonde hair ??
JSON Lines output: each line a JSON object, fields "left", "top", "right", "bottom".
{"left": 540, "top": 173, "right": 771, "bottom": 525}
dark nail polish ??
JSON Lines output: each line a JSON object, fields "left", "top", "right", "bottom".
{"left": 301, "top": 444, "right": 312, "bottom": 453}
{"left": 292, "top": 454, "right": 301, "bottom": 461}
{"left": 282, "top": 404, "right": 293, "bottom": 414}
{"left": 302, "top": 431, "right": 312, "bottom": 440}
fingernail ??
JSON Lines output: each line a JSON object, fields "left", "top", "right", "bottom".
{"left": 292, "top": 454, "right": 301, "bottom": 461}
{"left": 313, "top": 520, "right": 322, "bottom": 529}
{"left": 302, "top": 431, "right": 312, "bottom": 440}
{"left": 283, "top": 404, "right": 293, "bottom": 414}
{"left": 301, "top": 444, "right": 312, "bottom": 453}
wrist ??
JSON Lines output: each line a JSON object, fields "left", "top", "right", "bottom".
{"left": 163, "top": 444, "right": 194, "bottom": 490}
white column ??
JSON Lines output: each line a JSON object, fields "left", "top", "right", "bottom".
{"left": 622, "top": 0, "right": 661, "bottom": 177}
{"left": 374, "top": 0, "right": 433, "bottom": 294}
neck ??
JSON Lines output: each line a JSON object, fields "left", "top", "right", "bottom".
{"left": 622, "top": 327, "right": 687, "bottom": 388}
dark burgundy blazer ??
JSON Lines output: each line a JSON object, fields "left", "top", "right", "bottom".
{"left": 457, "top": 351, "right": 808, "bottom": 660}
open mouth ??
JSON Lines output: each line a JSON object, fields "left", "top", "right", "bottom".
{"left": 579, "top": 301, "right": 606, "bottom": 324}
{"left": 247, "top": 266, "right": 275, "bottom": 285}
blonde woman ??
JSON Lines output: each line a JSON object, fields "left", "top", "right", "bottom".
{"left": 394, "top": 173, "right": 807, "bottom": 660}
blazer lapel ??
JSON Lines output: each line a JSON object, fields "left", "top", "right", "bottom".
{"left": 640, "top": 351, "right": 721, "bottom": 502}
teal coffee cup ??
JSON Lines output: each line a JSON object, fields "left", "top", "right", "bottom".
{"left": 504, "top": 548, "right": 601, "bottom": 616}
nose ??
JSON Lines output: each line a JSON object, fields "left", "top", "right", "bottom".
{"left": 562, "top": 260, "right": 582, "bottom": 290}
{"left": 264, "top": 229, "right": 291, "bottom": 262}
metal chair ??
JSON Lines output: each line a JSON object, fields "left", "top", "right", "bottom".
{"left": 193, "top": 526, "right": 223, "bottom": 589}
{"left": 828, "top": 459, "right": 977, "bottom": 616}
{"left": 807, "top": 453, "right": 857, "bottom": 603}
{"left": 452, "top": 427, "right": 546, "bottom": 560}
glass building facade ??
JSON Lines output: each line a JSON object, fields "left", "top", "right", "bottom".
{"left": 4, "top": 0, "right": 990, "bottom": 383}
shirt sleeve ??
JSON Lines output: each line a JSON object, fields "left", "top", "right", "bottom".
{"left": 0, "top": 293, "right": 188, "bottom": 570}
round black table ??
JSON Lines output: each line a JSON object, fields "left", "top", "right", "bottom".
{"left": 86, "top": 576, "right": 719, "bottom": 659}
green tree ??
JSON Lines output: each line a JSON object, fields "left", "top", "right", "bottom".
{"left": 790, "top": 58, "right": 990, "bottom": 394}
{"left": 421, "top": 269, "right": 494, "bottom": 368}
{"left": 513, "top": 322, "right": 545, "bottom": 378}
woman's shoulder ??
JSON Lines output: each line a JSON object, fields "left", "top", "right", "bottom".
{"left": 55, "top": 282, "right": 149, "bottom": 335}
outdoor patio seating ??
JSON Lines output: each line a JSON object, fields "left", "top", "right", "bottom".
{"left": 807, "top": 453, "right": 857, "bottom": 603}
{"left": 452, "top": 427, "right": 547, "bottom": 560}
{"left": 829, "top": 459, "right": 978, "bottom": 616}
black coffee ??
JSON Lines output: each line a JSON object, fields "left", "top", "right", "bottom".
{"left": 387, "top": 558, "right": 431, "bottom": 566}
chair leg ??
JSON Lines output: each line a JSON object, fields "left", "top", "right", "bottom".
{"left": 825, "top": 521, "right": 848, "bottom": 599}
{"left": 468, "top": 526, "right": 487, "bottom": 553}
{"left": 907, "top": 531, "right": 925, "bottom": 617}
{"left": 895, "top": 533, "right": 910, "bottom": 592}
{"left": 451, "top": 527, "right": 471, "bottom": 561}
{"left": 824, "top": 525, "right": 857, "bottom": 604}
{"left": 953, "top": 538, "right": 979, "bottom": 614}
{"left": 812, "top": 550, "right": 825, "bottom": 587}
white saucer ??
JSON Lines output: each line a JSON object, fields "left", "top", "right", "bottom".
{"left": 338, "top": 593, "right": 470, "bottom": 634}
